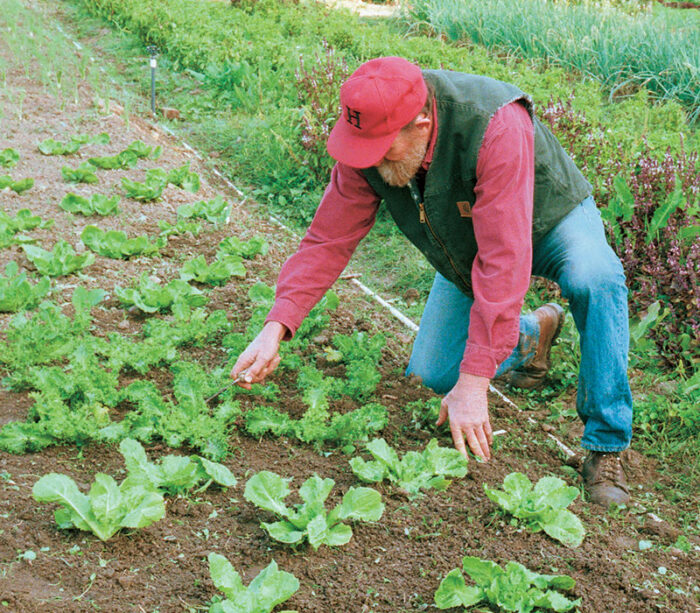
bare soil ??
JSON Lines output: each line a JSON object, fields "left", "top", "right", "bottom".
{"left": 0, "top": 10, "right": 699, "bottom": 613}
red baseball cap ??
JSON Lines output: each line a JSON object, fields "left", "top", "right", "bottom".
{"left": 326, "top": 57, "right": 427, "bottom": 169}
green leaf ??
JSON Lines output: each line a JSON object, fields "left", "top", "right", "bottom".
{"left": 208, "top": 552, "right": 246, "bottom": 600}
{"left": 337, "top": 486, "right": 384, "bottom": 522}
{"left": 0, "top": 148, "right": 19, "bottom": 168}
{"left": 540, "top": 509, "right": 586, "bottom": 548}
{"left": 32, "top": 474, "right": 96, "bottom": 533}
{"left": 434, "top": 568, "right": 484, "bottom": 609}
{"left": 244, "top": 471, "right": 291, "bottom": 517}
{"left": 262, "top": 520, "right": 305, "bottom": 544}
{"left": 646, "top": 179, "right": 684, "bottom": 244}
{"left": 88, "top": 473, "right": 122, "bottom": 526}
{"left": 325, "top": 523, "right": 353, "bottom": 547}
{"left": 348, "top": 457, "right": 387, "bottom": 483}
{"left": 198, "top": 457, "right": 237, "bottom": 488}
{"left": 248, "top": 559, "right": 300, "bottom": 611}
{"left": 305, "top": 513, "right": 329, "bottom": 550}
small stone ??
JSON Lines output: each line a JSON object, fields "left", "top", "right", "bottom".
{"left": 116, "top": 573, "right": 135, "bottom": 588}
{"left": 642, "top": 516, "right": 681, "bottom": 543}
{"left": 403, "top": 288, "right": 420, "bottom": 305}
{"left": 541, "top": 423, "right": 556, "bottom": 432}
{"left": 117, "top": 320, "right": 130, "bottom": 330}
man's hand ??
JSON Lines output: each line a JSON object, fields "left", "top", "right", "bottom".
{"left": 231, "top": 321, "right": 287, "bottom": 389}
{"left": 437, "top": 373, "right": 493, "bottom": 461}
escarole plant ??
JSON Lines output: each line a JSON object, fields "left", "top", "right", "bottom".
{"left": 484, "top": 473, "right": 585, "bottom": 548}
{"left": 435, "top": 556, "right": 581, "bottom": 612}
{"left": 350, "top": 437, "right": 467, "bottom": 496}
{"left": 208, "top": 553, "right": 299, "bottom": 613}
{"left": 244, "top": 471, "right": 384, "bottom": 550}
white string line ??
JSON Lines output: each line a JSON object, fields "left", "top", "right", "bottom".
{"left": 53, "top": 17, "right": 577, "bottom": 460}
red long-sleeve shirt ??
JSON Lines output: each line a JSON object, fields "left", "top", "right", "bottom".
{"left": 266, "top": 101, "right": 534, "bottom": 379}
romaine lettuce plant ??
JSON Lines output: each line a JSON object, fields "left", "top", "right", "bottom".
{"left": 38, "top": 132, "right": 109, "bottom": 156}
{"left": 244, "top": 471, "right": 384, "bottom": 549}
{"left": 121, "top": 168, "right": 168, "bottom": 201}
{"left": 350, "top": 438, "right": 468, "bottom": 496}
{"left": 157, "top": 219, "right": 203, "bottom": 237}
{"left": 435, "top": 556, "right": 581, "bottom": 612}
{"left": 0, "top": 208, "right": 52, "bottom": 234}
{"left": 0, "top": 261, "right": 50, "bottom": 312}
{"left": 32, "top": 472, "right": 165, "bottom": 541}
{"left": 22, "top": 241, "right": 94, "bottom": 276}
{"left": 60, "top": 193, "right": 120, "bottom": 216}
{"left": 208, "top": 553, "right": 299, "bottom": 613}
{"left": 61, "top": 162, "right": 98, "bottom": 184}
{"left": 177, "top": 195, "right": 232, "bottom": 226}
{"left": 0, "top": 175, "right": 34, "bottom": 194}
{"left": 124, "top": 139, "right": 162, "bottom": 159}
{"left": 216, "top": 235, "right": 268, "bottom": 259}
{"left": 81, "top": 225, "right": 166, "bottom": 259}
{"left": 115, "top": 272, "right": 208, "bottom": 313}
{"left": 0, "top": 148, "right": 19, "bottom": 168}
{"left": 484, "top": 473, "right": 585, "bottom": 548}
{"left": 118, "top": 438, "right": 236, "bottom": 495}
{"left": 167, "top": 163, "right": 200, "bottom": 192}
{"left": 179, "top": 254, "right": 246, "bottom": 286}
{"left": 87, "top": 150, "right": 139, "bottom": 170}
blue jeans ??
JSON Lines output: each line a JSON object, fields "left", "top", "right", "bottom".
{"left": 406, "top": 196, "right": 633, "bottom": 452}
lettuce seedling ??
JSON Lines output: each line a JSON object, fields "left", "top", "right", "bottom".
{"left": 124, "top": 139, "right": 162, "bottom": 159}
{"left": 216, "top": 235, "right": 268, "bottom": 259}
{"left": 0, "top": 261, "right": 50, "bottom": 312}
{"left": 61, "top": 162, "right": 99, "bottom": 184}
{"left": 81, "top": 225, "right": 166, "bottom": 259}
{"left": 484, "top": 473, "right": 585, "bottom": 548}
{"left": 88, "top": 150, "right": 139, "bottom": 170}
{"left": 22, "top": 241, "right": 95, "bottom": 277}
{"left": 435, "top": 556, "right": 581, "bottom": 612}
{"left": 0, "top": 208, "right": 52, "bottom": 234}
{"left": 350, "top": 438, "right": 467, "bottom": 496}
{"left": 179, "top": 254, "right": 246, "bottom": 286}
{"left": 32, "top": 472, "right": 165, "bottom": 541}
{"left": 60, "top": 193, "right": 120, "bottom": 216}
{"left": 38, "top": 132, "right": 109, "bottom": 155}
{"left": 121, "top": 168, "right": 168, "bottom": 201}
{"left": 167, "top": 163, "right": 200, "bottom": 193}
{"left": 115, "top": 272, "right": 208, "bottom": 313}
{"left": 0, "top": 175, "right": 34, "bottom": 194}
{"left": 0, "top": 148, "right": 19, "bottom": 168}
{"left": 208, "top": 553, "right": 299, "bottom": 613}
{"left": 177, "top": 195, "right": 232, "bottom": 226}
{"left": 119, "top": 438, "right": 236, "bottom": 495}
{"left": 244, "top": 471, "right": 384, "bottom": 550}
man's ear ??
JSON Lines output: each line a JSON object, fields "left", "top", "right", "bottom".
{"left": 413, "top": 111, "right": 432, "bottom": 134}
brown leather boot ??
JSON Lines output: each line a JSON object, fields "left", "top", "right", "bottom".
{"left": 508, "top": 303, "right": 565, "bottom": 389}
{"left": 582, "top": 451, "right": 630, "bottom": 507}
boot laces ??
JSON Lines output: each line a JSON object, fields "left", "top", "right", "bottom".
{"left": 598, "top": 454, "right": 625, "bottom": 485}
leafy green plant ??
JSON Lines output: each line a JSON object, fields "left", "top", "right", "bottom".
{"left": 118, "top": 438, "right": 236, "bottom": 495}
{"left": 157, "top": 218, "right": 203, "bottom": 237}
{"left": 115, "top": 272, "right": 208, "bottom": 313}
{"left": 124, "top": 139, "right": 162, "bottom": 160}
{"left": 177, "top": 195, "right": 232, "bottom": 226}
{"left": 61, "top": 162, "right": 98, "bottom": 184}
{"left": 38, "top": 132, "right": 109, "bottom": 155}
{"left": 484, "top": 473, "right": 585, "bottom": 548}
{"left": 0, "top": 261, "right": 50, "bottom": 312}
{"left": 216, "top": 235, "right": 268, "bottom": 259}
{"left": 435, "top": 556, "right": 581, "bottom": 612}
{"left": 121, "top": 168, "right": 168, "bottom": 201}
{"left": 59, "top": 192, "right": 120, "bottom": 216}
{"left": 350, "top": 438, "right": 467, "bottom": 496}
{"left": 0, "top": 208, "right": 52, "bottom": 234}
{"left": 0, "top": 148, "right": 19, "bottom": 168}
{"left": 0, "top": 175, "right": 34, "bottom": 193}
{"left": 87, "top": 150, "right": 139, "bottom": 170}
{"left": 22, "top": 241, "right": 94, "bottom": 276}
{"left": 81, "top": 224, "right": 166, "bottom": 259}
{"left": 167, "top": 162, "right": 200, "bottom": 192}
{"left": 179, "top": 254, "right": 246, "bottom": 286}
{"left": 32, "top": 472, "right": 165, "bottom": 541}
{"left": 404, "top": 397, "right": 442, "bottom": 430}
{"left": 208, "top": 553, "right": 299, "bottom": 613}
{"left": 244, "top": 471, "right": 384, "bottom": 549}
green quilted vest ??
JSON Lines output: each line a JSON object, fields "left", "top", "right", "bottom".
{"left": 362, "top": 70, "right": 592, "bottom": 296}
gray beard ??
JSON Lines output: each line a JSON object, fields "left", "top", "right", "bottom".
{"left": 376, "top": 139, "right": 428, "bottom": 188}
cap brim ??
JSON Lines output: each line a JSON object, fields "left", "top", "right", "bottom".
{"left": 327, "top": 119, "right": 399, "bottom": 169}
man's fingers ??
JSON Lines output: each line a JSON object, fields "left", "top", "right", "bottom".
{"left": 485, "top": 419, "right": 493, "bottom": 446}
{"left": 436, "top": 399, "right": 448, "bottom": 426}
{"left": 464, "top": 429, "right": 487, "bottom": 461}
{"left": 474, "top": 426, "right": 491, "bottom": 461}
{"left": 449, "top": 421, "right": 468, "bottom": 458}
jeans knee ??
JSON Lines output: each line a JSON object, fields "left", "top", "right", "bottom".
{"left": 565, "top": 255, "right": 627, "bottom": 302}
{"left": 405, "top": 360, "right": 454, "bottom": 395}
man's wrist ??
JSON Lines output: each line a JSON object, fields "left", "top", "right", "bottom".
{"left": 264, "top": 320, "right": 288, "bottom": 342}
{"left": 456, "top": 372, "right": 490, "bottom": 392}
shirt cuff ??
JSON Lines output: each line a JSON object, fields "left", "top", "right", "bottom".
{"left": 264, "top": 298, "right": 307, "bottom": 340}
{"left": 459, "top": 344, "right": 498, "bottom": 379}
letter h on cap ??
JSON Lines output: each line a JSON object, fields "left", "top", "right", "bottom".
{"left": 345, "top": 106, "right": 361, "bottom": 129}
